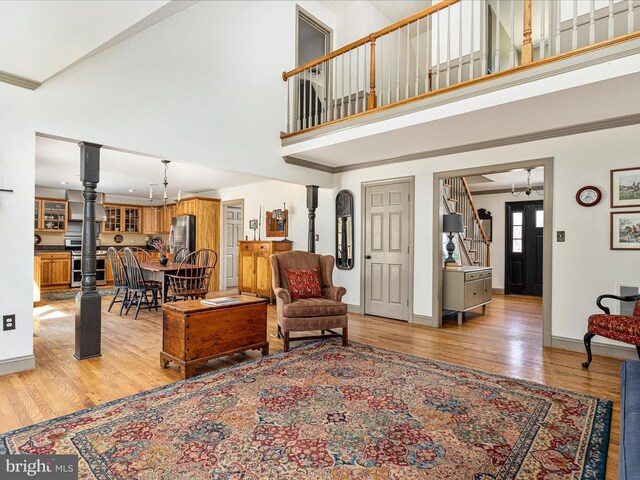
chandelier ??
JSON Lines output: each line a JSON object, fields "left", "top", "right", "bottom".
{"left": 149, "top": 160, "right": 181, "bottom": 211}
{"left": 511, "top": 169, "right": 542, "bottom": 197}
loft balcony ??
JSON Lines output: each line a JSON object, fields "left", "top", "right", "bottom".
{"left": 280, "top": 0, "right": 640, "bottom": 165}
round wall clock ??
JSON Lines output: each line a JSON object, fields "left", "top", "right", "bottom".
{"left": 576, "top": 186, "right": 602, "bottom": 207}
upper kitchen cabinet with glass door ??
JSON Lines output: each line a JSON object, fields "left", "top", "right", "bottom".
{"left": 102, "top": 204, "right": 142, "bottom": 233}
{"left": 34, "top": 198, "right": 68, "bottom": 231}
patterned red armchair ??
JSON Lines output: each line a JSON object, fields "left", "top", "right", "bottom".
{"left": 583, "top": 294, "right": 640, "bottom": 368}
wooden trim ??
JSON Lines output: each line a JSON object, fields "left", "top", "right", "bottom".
{"left": 551, "top": 335, "right": 639, "bottom": 361}
{"left": 284, "top": 113, "right": 640, "bottom": 174}
{"left": 282, "top": 31, "right": 640, "bottom": 139}
{"left": 0, "top": 70, "right": 40, "bottom": 90}
{"left": 283, "top": 0, "right": 459, "bottom": 80}
{"left": 432, "top": 157, "right": 553, "bottom": 347}
{"left": 522, "top": 0, "right": 533, "bottom": 65}
{"left": 0, "top": 355, "right": 36, "bottom": 376}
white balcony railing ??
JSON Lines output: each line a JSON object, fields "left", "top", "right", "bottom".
{"left": 282, "top": 0, "right": 640, "bottom": 137}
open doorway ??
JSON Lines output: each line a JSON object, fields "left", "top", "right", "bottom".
{"left": 432, "top": 159, "right": 552, "bottom": 346}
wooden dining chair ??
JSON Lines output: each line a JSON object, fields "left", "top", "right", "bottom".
{"left": 128, "top": 247, "right": 151, "bottom": 262}
{"left": 107, "top": 247, "right": 130, "bottom": 315}
{"left": 173, "top": 247, "right": 189, "bottom": 264}
{"left": 166, "top": 249, "right": 218, "bottom": 301}
{"left": 122, "top": 247, "right": 162, "bottom": 319}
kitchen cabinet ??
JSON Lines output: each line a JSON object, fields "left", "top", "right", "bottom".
{"left": 34, "top": 198, "right": 68, "bottom": 232}
{"left": 38, "top": 252, "right": 71, "bottom": 288}
{"left": 102, "top": 204, "right": 142, "bottom": 233}
{"left": 443, "top": 266, "right": 492, "bottom": 325}
{"left": 238, "top": 241, "right": 292, "bottom": 302}
{"left": 142, "top": 207, "right": 160, "bottom": 234}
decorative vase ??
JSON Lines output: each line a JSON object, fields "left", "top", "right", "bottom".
{"left": 159, "top": 255, "right": 168, "bottom": 266}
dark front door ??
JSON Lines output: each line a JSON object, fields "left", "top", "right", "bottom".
{"left": 505, "top": 201, "right": 543, "bottom": 296}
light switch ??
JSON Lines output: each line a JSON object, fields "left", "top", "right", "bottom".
{"left": 557, "top": 231, "right": 565, "bottom": 242}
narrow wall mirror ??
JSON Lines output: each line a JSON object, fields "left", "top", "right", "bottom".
{"left": 336, "top": 190, "right": 354, "bottom": 270}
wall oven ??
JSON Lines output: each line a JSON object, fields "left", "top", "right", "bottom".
{"left": 71, "top": 250, "right": 107, "bottom": 288}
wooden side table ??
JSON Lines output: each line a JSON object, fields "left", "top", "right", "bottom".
{"left": 161, "top": 295, "right": 269, "bottom": 379}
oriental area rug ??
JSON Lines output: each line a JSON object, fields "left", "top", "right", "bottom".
{"left": 0, "top": 341, "right": 611, "bottom": 479}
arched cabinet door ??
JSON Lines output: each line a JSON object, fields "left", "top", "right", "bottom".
{"left": 336, "top": 190, "right": 354, "bottom": 270}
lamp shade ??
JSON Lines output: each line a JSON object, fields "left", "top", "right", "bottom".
{"left": 443, "top": 213, "right": 464, "bottom": 233}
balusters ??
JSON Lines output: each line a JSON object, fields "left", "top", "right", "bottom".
{"left": 480, "top": 0, "right": 487, "bottom": 75}
{"left": 446, "top": 6, "right": 451, "bottom": 86}
{"left": 572, "top": 0, "right": 578, "bottom": 50}
{"left": 436, "top": 10, "right": 441, "bottom": 90}
{"left": 540, "top": 0, "right": 547, "bottom": 60}
{"left": 629, "top": 0, "right": 635, "bottom": 34}
{"left": 458, "top": 2, "right": 463, "bottom": 84}
{"left": 405, "top": 25, "right": 411, "bottom": 99}
{"left": 469, "top": 0, "right": 474, "bottom": 80}
{"left": 510, "top": 0, "right": 516, "bottom": 67}
{"left": 495, "top": 0, "right": 501, "bottom": 71}
{"left": 347, "top": 49, "right": 352, "bottom": 117}
{"left": 396, "top": 28, "right": 401, "bottom": 102}
{"left": 415, "top": 19, "right": 421, "bottom": 95}
{"left": 589, "top": 0, "right": 596, "bottom": 45}
{"left": 609, "top": 0, "right": 615, "bottom": 40}
{"left": 554, "top": 0, "right": 561, "bottom": 55}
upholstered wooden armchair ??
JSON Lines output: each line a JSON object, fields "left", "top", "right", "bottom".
{"left": 583, "top": 293, "right": 640, "bottom": 368}
{"left": 270, "top": 250, "right": 348, "bottom": 352}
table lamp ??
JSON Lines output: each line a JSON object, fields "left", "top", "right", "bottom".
{"left": 443, "top": 213, "right": 464, "bottom": 268}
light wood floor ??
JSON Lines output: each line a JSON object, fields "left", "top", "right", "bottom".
{"left": 0, "top": 293, "right": 622, "bottom": 478}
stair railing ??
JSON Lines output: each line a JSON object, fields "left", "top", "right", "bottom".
{"left": 282, "top": 0, "right": 640, "bottom": 136}
{"left": 443, "top": 177, "right": 490, "bottom": 267}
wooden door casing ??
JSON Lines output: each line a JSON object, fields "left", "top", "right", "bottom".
{"left": 364, "top": 182, "right": 411, "bottom": 321}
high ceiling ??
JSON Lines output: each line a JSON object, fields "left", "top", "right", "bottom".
{"left": 0, "top": 1, "right": 195, "bottom": 83}
{"left": 35, "top": 136, "right": 266, "bottom": 198}
{"left": 322, "top": 1, "right": 430, "bottom": 24}
{"left": 467, "top": 168, "right": 544, "bottom": 193}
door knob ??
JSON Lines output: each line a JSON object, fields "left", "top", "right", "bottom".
{"left": 365, "top": 255, "right": 372, "bottom": 259}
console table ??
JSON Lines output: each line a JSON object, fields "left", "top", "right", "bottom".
{"left": 161, "top": 295, "right": 268, "bottom": 379}
{"left": 443, "top": 266, "right": 492, "bottom": 324}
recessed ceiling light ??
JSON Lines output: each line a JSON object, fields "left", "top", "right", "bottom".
{"left": 128, "top": 189, "right": 136, "bottom": 193}
{"left": 59, "top": 181, "right": 68, "bottom": 185}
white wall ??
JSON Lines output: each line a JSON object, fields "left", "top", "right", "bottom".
{"left": 330, "top": 124, "right": 640, "bottom": 349}
{"left": 209, "top": 179, "right": 334, "bottom": 254}
{"left": 0, "top": 83, "right": 35, "bottom": 365}
{"left": 473, "top": 191, "right": 544, "bottom": 290}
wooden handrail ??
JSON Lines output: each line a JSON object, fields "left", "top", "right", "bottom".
{"left": 282, "top": 0, "right": 460, "bottom": 81}
{"left": 461, "top": 177, "right": 490, "bottom": 265}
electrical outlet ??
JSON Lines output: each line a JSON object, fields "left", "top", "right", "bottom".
{"left": 315, "top": 234, "right": 320, "bottom": 241}
{"left": 557, "top": 231, "right": 566, "bottom": 242}
{"left": 3, "top": 314, "right": 15, "bottom": 331}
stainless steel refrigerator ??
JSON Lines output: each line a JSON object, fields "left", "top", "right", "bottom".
{"left": 169, "top": 215, "right": 196, "bottom": 255}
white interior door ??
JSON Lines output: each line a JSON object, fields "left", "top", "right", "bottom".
{"left": 225, "top": 206, "right": 242, "bottom": 288}
{"left": 364, "top": 181, "right": 411, "bottom": 321}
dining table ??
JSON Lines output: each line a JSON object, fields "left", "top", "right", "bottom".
{"left": 138, "top": 262, "right": 203, "bottom": 304}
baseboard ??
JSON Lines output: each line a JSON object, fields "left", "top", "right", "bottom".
{"left": 551, "top": 335, "right": 639, "bottom": 361}
{"left": 0, "top": 354, "right": 35, "bottom": 376}
{"left": 412, "top": 314, "right": 433, "bottom": 325}
{"left": 492, "top": 288, "right": 505, "bottom": 294}
{"left": 346, "top": 304, "right": 361, "bottom": 314}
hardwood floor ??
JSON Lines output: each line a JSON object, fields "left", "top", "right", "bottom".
{"left": 0, "top": 293, "right": 622, "bottom": 478}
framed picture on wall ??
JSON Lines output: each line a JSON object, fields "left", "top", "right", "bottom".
{"left": 611, "top": 211, "right": 640, "bottom": 250}
{"left": 611, "top": 167, "right": 640, "bottom": 207}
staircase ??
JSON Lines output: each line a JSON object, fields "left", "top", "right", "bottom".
{"left": 443, "top": 177, "right": 490, "bottom": 267}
